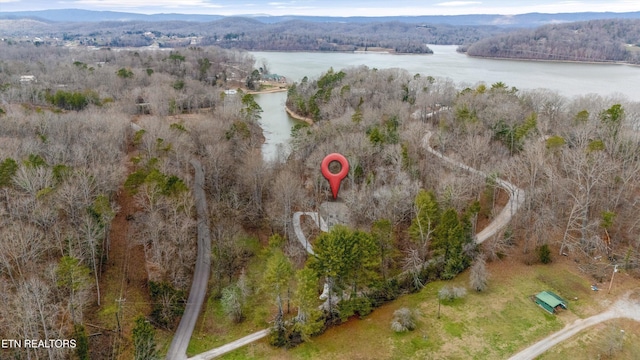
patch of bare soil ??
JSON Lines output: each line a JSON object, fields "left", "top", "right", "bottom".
{"left": 86, "top": 134, "right": 152, "bottom": 360}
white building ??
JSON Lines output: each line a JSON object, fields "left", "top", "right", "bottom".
{"left": 19, "top": 75, "right": 36, "bottom": 83}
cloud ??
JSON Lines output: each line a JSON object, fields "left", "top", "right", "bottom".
{"left": 4, "top": 0, "right": 640, "bottom": 16}
{"left": 436, "top": 1, "right": 482, "bottom": 6}
{"left": 65, "top": 0, "right": 223, "bottom": 9}
{"left": 262, "top": 1, "right": 316, "bottom": 11}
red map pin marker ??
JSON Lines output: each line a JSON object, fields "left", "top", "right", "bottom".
{"left": 321, "top": 153, "right": 349, "bottom": 199}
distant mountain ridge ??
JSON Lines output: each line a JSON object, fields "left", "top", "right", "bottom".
{"left": 2, "top": 8, "right": 640, "bottom": 27}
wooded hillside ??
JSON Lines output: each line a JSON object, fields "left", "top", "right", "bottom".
{"left": 286, "top": 66, "right": 640, "bottom": 273}
{"left": 0, "top": 17, "right": 510, "bottom": 53}
{"left": 0, "top": 41, "right": 263, "bottom": 359}
{"left": 1, "top": 39, "right": 640, "bottom": 359}
{"left": 462, "top": 19, "right": 640, "bottom": 64}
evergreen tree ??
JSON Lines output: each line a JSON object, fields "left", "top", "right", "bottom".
{"left": 132, "top": 316, "right": 158, "bottom": 360}
{"left": 432, "top": 208, "right": 474, "bottom": 279}
{"left": 240, "top": 93, "right": 263, "bottom": 121}
{"left": 371, "top": 219, "right": 395, "bottom": 281}
{"left": 293, "top": 268, "right": 324, "bottom": 341}
{"left": 55, "top": 256, "right": 91, "bottom": 323}
{"left": 599, "top": 104, "right": 623, "bottom": 142}
{"left": 0, "top": 158, "right": 18, "bottom": 187}
{"left": 433, "top": 208, "right": 461, "bottom": 260}
{"left": 264, "top": 249, "right": 294, "bottom": 346}
{"left": 73, "top": 324, "right": 89, "bottom": 360}
{"left": 310, "top": 225, "right": 380, "bottom": 297}
{"left": 538, "top": 244, "right": 552, "bottom": 264}
{"left": 264, "top": 250, "right": 293, "bottom": 315}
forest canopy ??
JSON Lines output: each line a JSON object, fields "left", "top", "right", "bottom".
{"left": 461, "top": 19, "right": 640, "bottom": 64}
{"left": 1, "top": 31, "right": 640, "bottom": 358}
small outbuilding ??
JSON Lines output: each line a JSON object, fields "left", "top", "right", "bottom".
{"left": 535, "top": 291, "right": 568, "bottom": 314}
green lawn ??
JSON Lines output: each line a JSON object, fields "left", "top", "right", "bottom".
{"left": 208, "top": 260, "right": 608, "bottom": 359}
{"left": 186, "top": 236, "right": 273, "bottom": 357}
{"left": 538, "top": 319, "right": 640, "bottom": 360}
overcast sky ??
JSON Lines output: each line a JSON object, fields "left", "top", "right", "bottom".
{"left": 1, "top": 0, "right": 640, "bottom": 16}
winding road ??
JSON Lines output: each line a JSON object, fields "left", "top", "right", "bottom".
{"left": 422, "top": 131, "right": 525, "bottom": 244}
{"left": 422, "top": 131, "right": 640, "bottom": 359}
{"left": 182, "top": 129, "right": 541, "bottom": 359}
{"left": 165, "top": 160, "right": 212, "bottom": 360}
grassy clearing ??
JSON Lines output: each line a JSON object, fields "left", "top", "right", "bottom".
{"left": 186, "top": 290, "right": 271, "bottom": 355}
{"left": 210, "top": 257, "right": 629, "bottom": 359}
{"left": 186, "top": 236, "right": 274, "bottom": 357}
{"left": 538, "top": 319, "right": 640, "bottom": 360}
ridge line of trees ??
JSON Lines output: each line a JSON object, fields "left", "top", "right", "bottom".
{"left": 461, "top": 18, "right": 640, "bottom": 64}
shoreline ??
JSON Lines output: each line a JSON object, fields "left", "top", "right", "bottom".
{"left": 246, "top": 86, "right": 288, "bottom": 95}
{"left": 249, "top": 49, "right": 433, "bottom": 56}
{"left": 465, "top": 53, "right": 640, "bottom": 67}
{"left": 284, "top": 105, "right": 315, "bottom": 125}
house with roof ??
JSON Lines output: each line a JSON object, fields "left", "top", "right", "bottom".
{"left": 261, "top": 73, "right": 287, "bottom": 83}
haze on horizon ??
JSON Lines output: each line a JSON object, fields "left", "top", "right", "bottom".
{"left": 1, "top": 0, "right": 640, "bottom": 17}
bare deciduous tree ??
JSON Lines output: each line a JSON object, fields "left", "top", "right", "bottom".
{"left": 469, "top": 255, "right": 489, "bottom": 292}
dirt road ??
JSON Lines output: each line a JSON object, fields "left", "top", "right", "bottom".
{"left": 508, "top": 295, "right": 640, "bottom": 359}
{"left": 165, "top": 160, "right": 212, "bottom": 360}
{"left": 422, "top": 131, "right": 525, "bottom": 244}
{"left": 187, "top": 329, "right": 270, "bottom": 360}
{"left": 292, "top": 211, "right": 329, "bottom": 255}
{"left": 184, "top": 130, "right": 527, "bottom": 359}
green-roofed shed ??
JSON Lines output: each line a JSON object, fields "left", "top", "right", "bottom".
{"left": 535, "top": 291, "right": 568, "bottom": 314}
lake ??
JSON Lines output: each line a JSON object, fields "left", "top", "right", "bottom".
{"left": 251, "top": 45, "right": 640, "bottom": 159}
{"left": 253, "top": 91, "right": 297, "bottom": 162}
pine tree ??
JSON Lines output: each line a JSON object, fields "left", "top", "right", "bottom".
{"left": 73, "top": 324, "right": 89, "bottom": 360}
{"left": 132, "top": 316, "right": 158, "bottom": 360}
{"left": 293, "top": 268, "right": 324, "bottom": 342}
{"left": 371, "top": 219, "right": 395, "bottom": 280}
{"left": 55, "top": 256, "right": 91, "bottom": 323}
{"left": 432, "top": 208, "right": 473, "bottom": 279}
{"left": 310, "top": 225, "right": 380, "bottom": 297}
{"left": 264, "top": 249, "right": 293, "bottom": 316}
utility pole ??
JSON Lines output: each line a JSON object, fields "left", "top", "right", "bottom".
{"left": 115, "top": 297, "right": 125, "bottom": 335}
{"left": 607, "top": 265, "right": 618, "bottom": 294}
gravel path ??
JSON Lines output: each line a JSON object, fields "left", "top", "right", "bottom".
{"left": 508, "top": 295, "right": 640, "bottom": 359}
{"left": 292, "top": 211, "right": 329, "bottom": 255}
{"left": 422, "top": 131, "right": 525, "bottom": 244}
{"left": 184, "top": 130, "right": 528, "bottom": 359}
{"left": 187, "top": 329, "right": 270, "bottom": 360}
{"left": 165, "top": 160, "right": 212, "bottom": 360}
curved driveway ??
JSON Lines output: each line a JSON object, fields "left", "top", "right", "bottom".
{"left": 184, "top": 130, "right": 527, "bottom": 359}
{"left": 422, "top": 131, "right": 525, "bottom": 244}
{"left": 292, "top": 211, "right": 329, "bottom": 255}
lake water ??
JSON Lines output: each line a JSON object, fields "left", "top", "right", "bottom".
{"left": 253, "top": 91, "right": 297, "bottom": 162}
{"left": 252, "top": 45, "right": 640, "bottom": 159}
